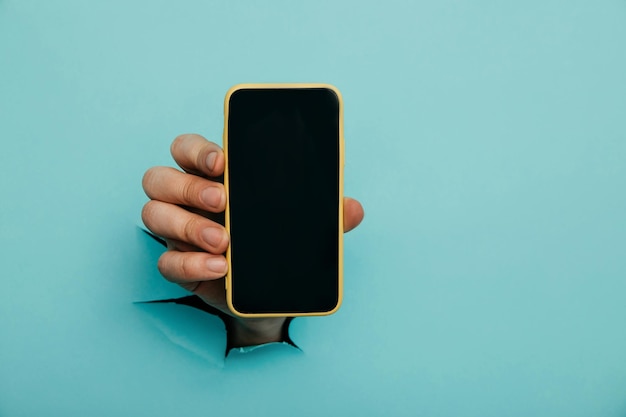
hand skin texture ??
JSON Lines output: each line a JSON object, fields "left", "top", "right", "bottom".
{"left": 142, "top": 134, "right": 365, "bottom": 348}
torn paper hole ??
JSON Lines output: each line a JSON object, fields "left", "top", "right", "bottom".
{"left": 137, "top": 227, "right": 300, "bottom": 360}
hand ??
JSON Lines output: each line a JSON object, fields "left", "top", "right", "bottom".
{"left": 142, "top": 134, "right": 365, "bottom": 348}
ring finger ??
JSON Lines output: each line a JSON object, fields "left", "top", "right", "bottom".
{"left": 142, "top": 200, "right": 229, "bottom": 254}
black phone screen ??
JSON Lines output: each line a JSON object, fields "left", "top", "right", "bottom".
{"left": 226, "top": 87, "right": 341, "bottom": 315}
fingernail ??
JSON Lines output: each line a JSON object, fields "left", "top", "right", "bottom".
{"left": 206, "top": 257, "right": 227, "bottom": 273}
{"left": 201, "top": 227, "right": 227, "bottom": 247}
{"left": 201, "top": 187, "right": 223, "bottom": 208}
{"left": 206, "top": 152, "right": 218, "bottom": 171}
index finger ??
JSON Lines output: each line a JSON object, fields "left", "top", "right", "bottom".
{"left": 170, "top": 134, "right": 225, "bottom": 178}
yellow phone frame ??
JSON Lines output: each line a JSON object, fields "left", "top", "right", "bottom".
{"left": 223, "top": 83, "right": 345, "bottom": 318}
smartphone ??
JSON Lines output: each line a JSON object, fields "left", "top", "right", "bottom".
{"left": 223, "top": 83, "right": 344, "bottom": 317}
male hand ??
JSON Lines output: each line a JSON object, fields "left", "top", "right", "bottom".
{"left": 142, "top": 134, "right": 364, "bottom": 347}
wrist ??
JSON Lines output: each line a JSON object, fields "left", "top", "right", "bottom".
{"left": 226, "top": 317, "right": 288, "bottom": 349}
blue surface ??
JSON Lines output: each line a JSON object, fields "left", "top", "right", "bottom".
{"left": 1, "top": 1, "right": 626, "bottom": 416}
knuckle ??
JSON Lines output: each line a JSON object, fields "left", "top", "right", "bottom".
{"left": 141, "top": 200, "right": 159, "bottom": 227}
{"left": 179, "top": 255, "right": 193, "bottom": 279}
{"left": 183, "top": 216, "right": 201, "bottom": 244}
{"left": 141, "top": 167, "right": 159, "bottom": 195}
{"left": 157, "top": 253, "right": 171, "bottom": 280}
{"left": 170, "top": 134, "right": 189, "bottom": 156}
{"left": 179, "top": 177, "right": 197, "bottom": 206}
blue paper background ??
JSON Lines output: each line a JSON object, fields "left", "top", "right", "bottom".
{"left": 1, "top": 0, "right": 626, "bottom": 415}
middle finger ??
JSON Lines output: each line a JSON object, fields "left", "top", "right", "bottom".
{"left": 143, "top": 166, "right": 226, "bottom": 213}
